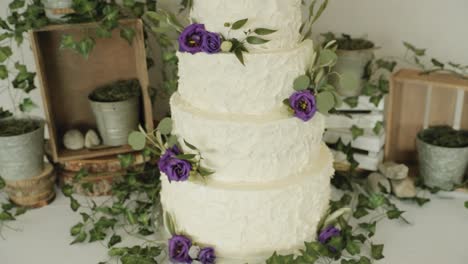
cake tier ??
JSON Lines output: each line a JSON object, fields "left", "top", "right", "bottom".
{"left": 177, "top": 40, "right": 314, "bottom": 115}
{"left": 161, "top": 144, "right": 333, "bottom": 260}
{"left": 191, "top": 0, "right": 302, "bottom": 50}
{"left": 171, "top": 93, "right": 325, "bottom": 183}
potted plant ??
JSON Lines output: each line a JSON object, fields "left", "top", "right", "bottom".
{"left": 322, "top": 33, "right": 376, "bottom": 97}
{"left": 89, "top": 79, "right": 141, "bottom": 147}
{"left": 417, "top": 126, "right": 468, "bottom": 190}
{"left": 41, "top": 0, "right": 74, "bottom": 22}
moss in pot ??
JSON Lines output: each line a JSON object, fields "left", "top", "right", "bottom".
{"left": 89, "top": 79, "right": 142, "bottom": 147}
{"left": 0, "top": 117, "right": 45, "bottom": 181}
{"left": 322, "top": 33, "right": 376, "bottom": 97}
{"left": 417, "top": 126, "right": 468, "bottom": 190}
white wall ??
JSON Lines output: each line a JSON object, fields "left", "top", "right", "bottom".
{"left": 1, "top": 0, "right": 467, "bottom": 120}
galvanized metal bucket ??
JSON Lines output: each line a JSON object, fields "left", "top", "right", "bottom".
{"left": 0, "top": 117, "right": 45, "bottom": 181}
{"left": 417, "top": 138, "right": 468, "bottom": 190}
{"left": 333, "top": 49, "right": 374, "bottom": 97}
{"left": 89, "top": 96, "right": 140, "bottom": 147}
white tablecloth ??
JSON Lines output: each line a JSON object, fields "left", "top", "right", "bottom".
{"left": 1, "top": 188, "right": 468, "bottom": 264}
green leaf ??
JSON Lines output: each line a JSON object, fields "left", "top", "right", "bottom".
{"left": 413, "top": 196, "right": 430, "bottom": 207}
{"left": 316, "top": 91, "right": 335, "bottom": 114}
{"left": 254, "top": 28, "right": 277, "bottom": 35}
{"left": 370, "top": 94, "right": 383, "bottom": 107}
{"left": 164, "top": 212, "right": 176, "bottom": 236}
{"left": 328, "top": 236, "right": 344, "bottom": 251}
{"left": 167, "top": 135, "right": 178, "bottom": 147}
{"left": 198, "top": 166, "right": 215, "bottom": 177}
{"left": 157, "top": 117, "right": 173, "bottom": 135}
{"left": 128, "top": 131, "right": 146, "bottom": 151}
{"left": 344, "top": 97, "right": 358, "bottom": 108}
{"left": 345, "top": 240, "right": 360, "bottom": 255}
{"left": 60, "top": 35, "right": 77, "bottom": 50}
{"left": 353, "top": 207, "right": 369, "bottom": 219}
{"left": 0, "top": 65, "right": 8, "bottom": 80}
{"left": 465, "top": 201, "right": 468, "bottom": 209}
{"left": 108, "top": 234, "right": 122, "bottom": 248}
{"left": 373, "top": 121, "right": 384, "bottom": 135}
{"left": 175, "top": 154, "right": 196, "bottom": 160}
{"left": 71, "top": 223, "right": 84, "bottom": 236}
{"left": 123, "top": 0, "right": 136, "bottom": 7}
{"left": 118, "top": 154, "right": 135, "bottom": 169}
{"left": 431, "top": 58, "right": 445, "bottom": 68}
{"left": 362, "top": 83, "right": 378, "bottom": 96}
{"left": 231, "top": 18, "right": 248, "bottom": 30}
{"left": 14, "top": 207, "right": 27, "bottom": 216}
{"left": 293, "top": 75, "right": 311, "bottom": 91}
{"left": 70, "top": 231, "right": 87, "bottom": 245}
{"left": 350, "top": 125, "right": 364, "bottom": 140}
{"left": 0, "top": 46, "right": 13, "bottom": 63}
{"left": 0, "top": 108, "right": 12, "bottom": 119}
{"left": 0, "top": 18, "right": 11, "bottom": 30}
{"left": 19, "top": 98, "right": 37, "bottom": 113}
{"left": 62, "top": 184, "right": 74, "bottom": 197}
{"left": 0, "top": 211, "right": 15, "bottom": 221}
{"left": 403, "top": 41, "right": 426, "bottom": 56}
{"left": 368, "top": 193, "right": 386, "bottom": 209}
{"left": 234, "top": 49, "right": 245, "bottom": 66}
{"left": 359, "top": 222, "right": 376, "bottom": 237}
{"left": 358, "top": 256, "right": 371, "bottom": 264}
{"left": 183, "top": 139, "right": 197, "bottom": 151}
{"left": 371, "top": 244, "right": 385, "bottom": 260}
{"left": 0, "top": 176, "right": 5, "bottom": 189}
{"left": 319, "top": 49, "right": 337, "bottom": 67}
{"left": 80, "top": 212, "right": 90, "bottom": 222}
{"left": 9, "top": 0, "right": 25, "bottom": 10}
{"left": 246, "top": 36, "right": 270, "bottom": 45}
{"left": 70, "top": 197, "right": 80, "bottom": 212}
{"left": 96, "top": 26, "right": 112, "bottom": 38}
{"left": 387, "top": 209, "right": 405, "bottom": 220}
{"left": 120, "top": 28, "right": 135, "bottom": 46}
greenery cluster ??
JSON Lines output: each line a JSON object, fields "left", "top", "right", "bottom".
{"left": 0, "top": 117, "right": 39, "bottom": 136}
{"left": 0, "top": 176, "right": 27, "bottom": 239}
{"left": 300, "top": 0, "right": 329, "bottom": 41}
{"left": 62, "top": 156, "right": 165, "bottom": 264}
{"left": 404, "top": 42, "right": 468, "bottom": 79}
{"left": 90, "top": 79, "right": 141, "bottom": 103}
{"left": 287, "top": 41, "right": 343, "bottom": 115}
{"left": 322, "top": 33, "right": 375, "bottom": 51}
{"left": 418, "top": 126, "right": 468, "bottom": 148}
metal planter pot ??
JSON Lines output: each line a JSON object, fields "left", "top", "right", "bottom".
{"left": 89, "top": 96, "right": 140, "bottom": 147}
{"left": 333, "top": 49, "right": 374, "bottom": 97}
{"left": 0, "top": 117, "right": 45, "bottom": 181}
{"left": 417, "top": 138, "right": 468, "bottom": 190}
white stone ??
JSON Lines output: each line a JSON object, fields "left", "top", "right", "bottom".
{"left": 188, "top": 246, "right": 201, "bottom": 260}
{"left": 84, "top": 129, "right": 101, "bottom": 149}
{"left": 63, "top": 130, "right": 84, "bottom": 150}
{"left": 367, "top": 172, "right": 391, "bottom": 193}
{"left": 379, "top": 162, "right": 409, "bottom": 180}
{"left": 391, "top": 178, "right": 417, "bottom": 198}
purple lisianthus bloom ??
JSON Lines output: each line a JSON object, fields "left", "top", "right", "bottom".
{"left": 169, "top": 235, "right": 193, "bottom": 263}
{"left": 165, "top": 158, "right": 192, "bottom": 182}
{"left": 201, "top": 32, "right": 221, "bottom": 54}
{"left": 318, "top": 226, "right": 341, "bottom": 250}
{"left": 179, "top": 24, "right": 207, "bottom": 54}
{"left": 158, "top": 146, "right": 182, "bottom": 174}
{"left": 198, "top": 247, "right": 216, "bottom": 264}
{"left": 289, "top": 90, "right": 317, "bottom": 122}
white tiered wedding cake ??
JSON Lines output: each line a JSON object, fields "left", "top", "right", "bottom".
{"left": 160, "top": 0, "right": 334, "bottom": 262}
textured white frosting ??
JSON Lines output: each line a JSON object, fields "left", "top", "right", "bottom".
{"left": 177, "top": 40, "right": 314, "bottom": 115}
{"left": 191, "top": 0, "right": 302, "bottom": 50}
{"left": 171, "top": 93, "right": 325, "bottom": 183}
{"left": 161, "top": 144, "right": 333, "bottom": 261}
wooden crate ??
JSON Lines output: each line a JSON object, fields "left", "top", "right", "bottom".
{"left": 386, "top": 69, "right": 468, "bottom": 164}
{"left": 30, "top": 19, "right": 153, "bottom": 162}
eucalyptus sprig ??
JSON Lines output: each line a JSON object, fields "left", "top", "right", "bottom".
{"left": 285, "top": 40, "right": 342, "bottom": 115}
{"left": 221, "top": 18, "right": 277, "bottom": 65}
{"left": 300, "top": 0, "right": 329, "bottom": 41}
{"left": 128, "top": 117, "right": 214, "bottom": 180}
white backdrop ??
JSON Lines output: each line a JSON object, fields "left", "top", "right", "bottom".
{"left": 1, "top": 0, "right": 468, "bottom": 119}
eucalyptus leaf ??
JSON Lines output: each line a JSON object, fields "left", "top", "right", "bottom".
{"left": 293, "top": 75, "right": 311, "bottom": 91}
{"left": 184, "top": 139, "right": 197, "bottom": 150}
{"left": 246, "top": 36, "right": 270, "bottom": 45}
{"left": 316, "top": 91, "right": 335, "bottom": 114}
{"left": 128, "top": 131, "right": 146, "bottom": 151}
{"left": 157, "top": 117, "right": 173, "bottom": 135}
{"left": 319, "top": 49, "right": 337, "bottom": 67}
{"left": 254, "top": 28, "right": 277, "bottom": 35}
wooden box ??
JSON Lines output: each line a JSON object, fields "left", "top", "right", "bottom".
{"left": 386, "top": 69, "right": 468, "bottom": 164}
{"left": 30, "top": 19, "right": 153, "bottom": 162}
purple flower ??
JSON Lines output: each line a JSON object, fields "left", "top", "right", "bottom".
{"left": 165, "top": 158, "right": 192, "bottom": 182}
{"left": 198, "top": 247, "right": 216, "bottom": 264}
{"left": 318, "top": 226, "right": 341, "bottom": 245}
{"left": 179, "top": 24, "right": 207, "bottom": 54}
{"left": 289, "top": 90, "right": 317, "bottom": 122}
{"left": 158, "top": 146, "right": 181, "bottom": 174}
{"left": 169, "top": 235, "right": 193, "bottom": 263}
{"left": 201, "top": 32, "right": 221, "bottom": 54}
